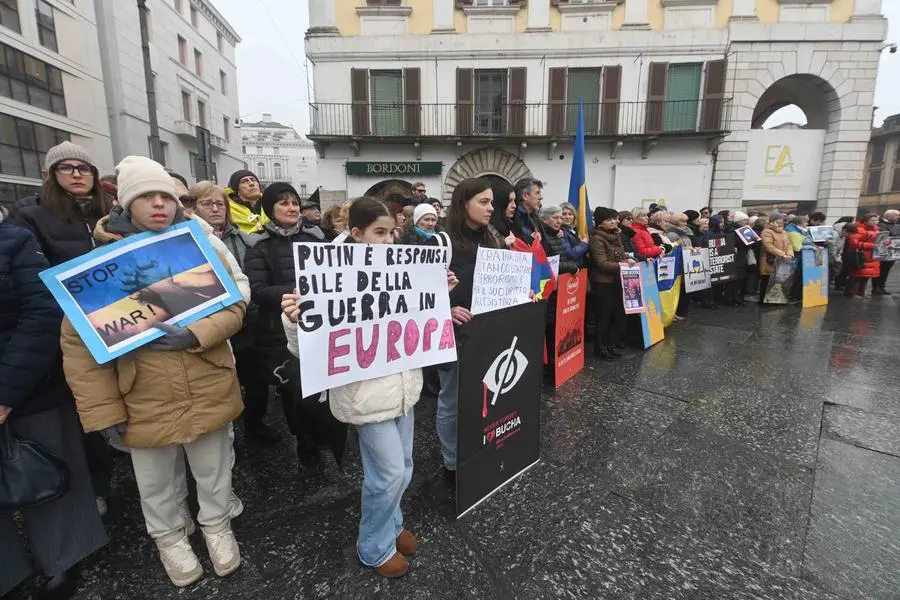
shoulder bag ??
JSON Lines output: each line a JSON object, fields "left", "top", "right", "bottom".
{"left": 0, "top": 422, "right": 70, "bottom": 511}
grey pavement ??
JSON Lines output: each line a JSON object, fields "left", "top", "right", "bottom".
{"left": 13, "top": 276, "right": 900, "bottom": 600}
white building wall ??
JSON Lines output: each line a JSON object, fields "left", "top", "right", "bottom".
{"left": 240, "top": 120, "right": 319, "bottom": 195}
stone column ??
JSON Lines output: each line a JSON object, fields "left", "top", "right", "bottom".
{"left": 526, "top": 0, "right": 551, "bottom": 31}
{"left": 731, "top": 0, "right": 757, "bottom": 21}
{"left": 622, "top": 0, "right": 649, "bottom": 29}
{"left": 433, "top": 0, "right": 455, "bottom": 32}
{"left": 308, "top": 0, "right": 338, "bottom": 36}
{"left": 852, "top": 0, "right": 883, "bottom": 20}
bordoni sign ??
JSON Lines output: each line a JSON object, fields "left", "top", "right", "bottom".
{"left": 742, "top": 129, "right": 825, "bottom": 202}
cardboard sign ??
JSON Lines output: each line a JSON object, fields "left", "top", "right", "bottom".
{"left": 657, "top": 255, "right": 677, "bottom": 281}
{"left": 706, "top": 233, "right": 737, "bottom": 284}
{"left": 553, "top": 270, "right": 586, "bottom": 388}
{"left": 682, "top": 247, "right": 712, "bottom": 293}
{"left": 802, "top": 247, "right": 829, "bottom": 308}
{"left": 619, "top": 263, "right": 645, "bottom": 314}
{"left": 456, "top": 302, "right": 545, "bottom": 518}
{"left": 470, "top": 247, "right": 533, "bottom": 315}
{"left": 292, "top": 243, "right": 457, "bottom": 397}
{"left": 638, "top": 261, "right": 665, "bottom": 349}
{"left": 39, "top": 220, "right": 242, "bottom": 364}
{"left": 736, "top": 226, "right": 761, "bottom": 246}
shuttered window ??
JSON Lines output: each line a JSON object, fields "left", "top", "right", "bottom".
{"left": 664, "top": 63, "right": 701, "bottom": 132}
{"left": 867, "top": 140, "right": 885, "bottom": 194}
{"left": 474, "top": 69, "right": 507, "bottom": 135}
{"left": 370, "top": 70, "right": 403, "bottom": 136}
{"left": 565, "top": 68, "right": 601, "bottom": 135}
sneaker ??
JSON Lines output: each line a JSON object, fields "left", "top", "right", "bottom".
{"left": 230, "top": 492, "right": 244, "bottom": 519}
{"left": 374, "top": 552, "right": 409, "bottom": 578}
{"left": 156, "top": 535, "right": 203, "bottom": 587}
{"left": 202, "top": 524, "right": 241, "bottom": 577}
{"left": 178, "top": 501, "right": 196, "bottom": 536}
{"left": 95, "top": 497, "right": 108, "bottom": 518}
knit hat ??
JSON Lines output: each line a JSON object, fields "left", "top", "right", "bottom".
{"left": 261, "top": 181, "right": 299, "bottom": 221}
{"left": 684, "top": 210, "right": 700, "bottom": 223}
{"left": 593, "top": 206, "right": 618, "bottom": 223}
{"left": 413, "top": 203, "right": 437, "bottom": 226}
{"left": 227, "top": 169, "right": 259, "bottom": 198}
{"left": 732, "top": 210, "right": 749, "bottom": 223}
{"left": 115, "top": 155, "right": 177, "bottom": 211}
{"left": 45, "top": 141, "right": 94, "bottom": 172}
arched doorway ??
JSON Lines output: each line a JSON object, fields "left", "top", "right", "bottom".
{"left": 751, "top": 75, "right": 838, "bottom": 131}
{"left": 443, "top": 148, "right": 533, "bottom": 202}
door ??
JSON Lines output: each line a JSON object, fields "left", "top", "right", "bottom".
{"left": 370, "top": 70, "right": 403, "bottom": 136}
{"left": 565, "top": 68, "right": 601, "bottom": 135}
{"left": 664, "top": 63, "right": 701, "bottom": 132}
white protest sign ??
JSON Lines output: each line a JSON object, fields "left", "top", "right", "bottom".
{"left": 682, "top": 247, "right": 711, "bottom": 293}
{"left": 293, "top": 243, "right": 457, "bottom": 396}
{"left": 470, "top": 247, "right": 533, "bottom": 315}
{"left": 548, "top": 255, "right": 560, "bottom": 280}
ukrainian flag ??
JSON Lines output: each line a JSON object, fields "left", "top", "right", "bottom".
{"left": 568, "top": 101, "right": 593, "bottom": 239}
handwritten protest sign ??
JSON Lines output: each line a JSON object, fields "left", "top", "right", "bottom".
{"left": 292, "top": 243, "right": 457, "bottom": 396}
{"left": 471, "top": 247, "right": 533, "bottom": 315}
{"left": 682, "top": 247, "right": 711, "bottom": 293}
{"left": 39, "top": 220, "right": 242, "bottom": 364}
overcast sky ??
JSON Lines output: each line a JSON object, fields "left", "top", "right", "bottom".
{"left": 213, "top": 0, "right": 900, "bottom": 133}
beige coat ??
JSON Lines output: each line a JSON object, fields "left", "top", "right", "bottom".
{"left": 760, "top": 226, "right": 794, "bottom": 276}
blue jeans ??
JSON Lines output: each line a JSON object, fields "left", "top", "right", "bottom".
{"left": 436, "top": 363, "right": 458, "bottom": 470}
{"left": 356, "top": 410, "right": 414, "bottom": 567}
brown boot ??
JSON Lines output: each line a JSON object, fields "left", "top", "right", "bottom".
{"left": 396, "top": 530, "right": 419, "bottom": 556}
{"left": 375, "top": 553, "right": 409, "bottom": 578}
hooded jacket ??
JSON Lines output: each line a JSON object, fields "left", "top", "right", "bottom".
{"left": 847, "top": 220, "right": 882, "bottom": 279}
{"left": 60, "top": 215, "right": 247, "bottom": 448}
{"left": 630, "top": 220, "right": 663, "bottom": 258}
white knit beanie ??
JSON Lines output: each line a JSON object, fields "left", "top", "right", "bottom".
{"left": 413, "top": 203, "right": 437, "bottom": 226}
{"left": 115, "top": 155, "right": 177, "bottom": 212}
{"left": 733, "top": 210, "right": 750, "bottom": 223}
{"left": 45, "top": 141, "right": 94, "bottom": 172}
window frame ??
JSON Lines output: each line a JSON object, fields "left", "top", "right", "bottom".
{"left": 0, "top": 0, "right": 21, "bottom": 33}
{"left": 0, "top": 43, "right": 67, "bottom": 116}
{"left": 178, "top": 36, "right": 188, "bottom": 66}
{"left": 181, "top": 90, "right": 192, "bottom": 121}
{"left": 194, "top": 49, "right": 203, "bottom": 78}
{"left": 0, "top": 112, "right": 69, "bottom": 180}
{"left": 36, "top": 0, "right": 58, "bottom": 53}
{"left": 197, "top": 99, "right": 207, "bottom": 128}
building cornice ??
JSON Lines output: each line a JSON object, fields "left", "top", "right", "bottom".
{"left": 193, "top": 0, "right": 241, "bottom": 46}
{"left": 461, "top": 6, "right": 521, "bottom": 16}
{"left": 556, "top": 1, "right": 619, "bottom": 14}
{"left": 661, "top": 0, "right": 717, "bottom": 6}
{"left": 356, "top": 5, "right": 413, "bottom": 17}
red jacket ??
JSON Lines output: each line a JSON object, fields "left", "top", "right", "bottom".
{"left": 846, "top": 220, "right": 881, "bottom": 279}
{"left": 631, "top": 221, "right": 663, "bottom": 258}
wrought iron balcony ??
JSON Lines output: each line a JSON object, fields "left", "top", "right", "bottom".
{"left": 308, "top": 99, "right": 732, "bottom": 140}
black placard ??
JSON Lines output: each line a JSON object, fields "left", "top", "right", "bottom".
{"left": 456, "top": 301, "right": 545, "bottom": 518}
{"left": 706, "top": 233, "right": 737, "bottom": 284}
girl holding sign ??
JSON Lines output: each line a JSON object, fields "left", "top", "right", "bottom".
{"left": 281, "top": 197, "right": 458, "bottom": 579}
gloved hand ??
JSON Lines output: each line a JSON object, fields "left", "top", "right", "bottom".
{"left": 102, "top": 422, "right": 127, "bottom": 445}
{"left": 147, "top": 322, "right": 198, "bottom": 351}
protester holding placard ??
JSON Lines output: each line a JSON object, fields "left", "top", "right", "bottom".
{"left": 759, "top": 215, "right": 794, "bottom": 303}
{"left": 726, "top": 211, "right": 751, "bottom": 306}
{"left": 281, "top": 196, "right": 458, "bottom": 579}
{"left": 13, "top": 141, "right": 116, "bottom": 518}
{"left": 61, "top": 156, "right": 247, "bottom": 588}
{"left": 845, "top": 213, "right": 884, "bottom": 299}
{"left": 559, "top": 202, "right": 590, "bottom": 267}
{"left": 243, "top": 182, "right": 327, "bottom": 453}
{"left": 488, "top": 179, "right": 519, "bottom": 249}
{"left": 667, "top": 213, "right": 695, "bottom": 319}
{"left": 648, "top": 211, "right": 676, "bottom": 255}
{"left": 874, "top": 209, "right": 900, "bottom": 295}
{"left": 589, "top": 207, "right": 630, "bottom": 359}
{"left": 618, "top": 211, "right": 641, "bottom": 259}
{"left": 630, "top": 209, "right": 665, "bottom": 259}
{"left": 539, "top": 204, "right": 578, "bottom": 379}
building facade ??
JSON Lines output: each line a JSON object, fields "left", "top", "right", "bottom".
{"left": 305, "top": 0, "right": 885, "bottom": 220}
{"left": 95, "top": 0, "right": 243, "bottom": 184}
{"left": 0, "top": 0, "right": 115, "bottom": 207}
{"left": 859, "top": 113, "right": 900, "bottom": 216}
{"left": 240, "top": 113, "right": 319, "bottom": 197}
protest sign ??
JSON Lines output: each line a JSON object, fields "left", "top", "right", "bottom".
{"left": 457, "top": 302, "right": 544, "bottom": 518}
{"left": 873, "top": 232, "right": 900, "bottom": 261}
{"left": 553, "top": 270, "right": 586, "bottom": 388}
{"left": 657, "top": 256, "right": 676, "bottom": 282}
{"left": 809, "top": 226, "right": 835, "bottom": 244}
{"left": 292, "top": 243, "right": 456, "bottom": 397}
{"left": 736, "top": 226, "right": 761, "bottom": 246}
{"left": 639, "top": 262, "right": 665, "bottom": 349}
{"left": 802, "top": 247, "right": 829, "bottom": 308}
{"left": 39, "top": 220, "right": 242, "bottom": 364}
{"left": 470, "top": 247, "right": 532, "bottom": 315}
{"left": 548, "top": 255, "right": 560, "bottom": 280}
{"left": 657, "top": 251, "right": 683, "bottom": 328}
{"left": 682, "top": 247, "right": 711, "bottom": 293}
{"left": 706, "top": 233, "right": 737, "bottom": 284}
{"left": 619, "top": 263, "right": 645, "bottom": 314}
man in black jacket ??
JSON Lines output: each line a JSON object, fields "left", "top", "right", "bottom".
{"left": 874, "top": 209, "right": 900, "bottom": 295}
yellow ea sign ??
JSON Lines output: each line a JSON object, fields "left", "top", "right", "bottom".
{"left": 764, "top": 145, "right": 795, "bottom": 175}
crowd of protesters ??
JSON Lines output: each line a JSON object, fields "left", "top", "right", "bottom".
{"left": 1, "top": 142, "right": 898, "bottom": 596}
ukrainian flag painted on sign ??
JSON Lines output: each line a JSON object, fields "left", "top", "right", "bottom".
{"left": 568, "top": 101, "right": 593, "bottom": 240}
{"left": 655, "top": 252, "right": 683, "bottom": 328}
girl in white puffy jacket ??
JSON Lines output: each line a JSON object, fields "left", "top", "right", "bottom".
{"left": 281, "top": 197, "right": 456, "bottom": 579}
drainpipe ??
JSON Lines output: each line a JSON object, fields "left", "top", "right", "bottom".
{"left": 138, "top": 0, "right": 163, "bottom": 164}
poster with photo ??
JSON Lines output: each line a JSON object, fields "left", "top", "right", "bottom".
{"left": 619, "top": 263, "right": 645, "bottom": 314}
{"left": 872, "top": 232, "right": 900, "bottom": 261}
{"left": 736, "top": 226, "right": 761, "bottom": 246}
{"left": 809, "top": 226, "right": 836, "bottom": 244}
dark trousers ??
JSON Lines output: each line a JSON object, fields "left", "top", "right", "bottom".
{"left": 845, "top": 277, "right": 870, "bottom": 297}
{"left": 746, "top": 267, "right": 760, "bottom": 297}
{"left": 81, "top": 430, "right": 113, "bottom": 498}
{"left": 875, "top": 260, "right": 894, "bottom": 290}
{"left": 834, "top": 263, "right": 849, "bottom": 289}
{"left": 759, "top": 275, "right": 771, "bottom": 303}
{"left": 676, "top": 280, "right": 690, "bottom": 317}
{"left": 593, "top": 282, "right": 626, "bottom": 351}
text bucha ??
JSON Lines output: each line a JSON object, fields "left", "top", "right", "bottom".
{"left": 295, "top": 243, "right": 455, "bottom": 376}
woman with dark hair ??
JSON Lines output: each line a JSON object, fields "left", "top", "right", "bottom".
{"left": 437, "top": 178, "right": 505, "bottom": 483}
{"left": 13, "top": 141, "right": 115, "bottom": 517}
{"left": 589, "top": 207, "right": 631, "bottom": 359}
{"left": 488, "top": 180, "right": 518, "bottom": 248}
{"left": 243, "top": 182, "right": 327, "bottom": 459}
{"left": 618, "top": 211, "right": 641, "bottom": 259}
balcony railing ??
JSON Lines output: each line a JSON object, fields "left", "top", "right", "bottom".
{"left": 309, "top": 99, "right": 732, "bottom": 139}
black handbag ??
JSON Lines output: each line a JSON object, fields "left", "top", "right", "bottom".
{"left": 0, "top": 422, "right": 70, "bottom": 511}
{"left": 843, "top": 246, "right": 865, "bottom": 270}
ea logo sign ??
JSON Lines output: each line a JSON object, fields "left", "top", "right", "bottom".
{"left": 764, "top": 145, "right": 794, "bottom": 175}
{"left": 481, "top": 336, "right": 528, "bottom": 418}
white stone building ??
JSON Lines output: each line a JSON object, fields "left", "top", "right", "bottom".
{"left": 95, "top": 0, "right": 243, "bottom": 184}
{"left": 0, "top": 0, "right": 115, "bottom": 206}
{"left": 305, "top": 0, "right": 886, "bottom": 220}
{"left": 240, "top": 113, "right": 319, "bottom": 197}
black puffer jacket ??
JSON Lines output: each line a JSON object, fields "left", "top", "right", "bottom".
{"left": 541, "top": 225, "right": 578, "bottom": 275}
{"left": 14, "top": 203, "right": 98, "bottom": 266}
{"left": 0, "top": 223, "right": 72, "bottom": 419}
{"left": 244, "top": 222, "right": 326, "bottom": 365}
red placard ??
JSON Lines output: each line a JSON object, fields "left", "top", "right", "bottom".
{"left": 554, "top": 270, "right": 587, "bottom": 387}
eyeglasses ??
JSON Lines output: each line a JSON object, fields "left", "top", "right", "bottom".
{"left": 179, "top": 195, "right": 197, "bottom": 207}
{"left": 56, "top": 163, "right": 93, "bottom": 176}
{"left": 197, "top": 200, "right": 227, "bottom": 210}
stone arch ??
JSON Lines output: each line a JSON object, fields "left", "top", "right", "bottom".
{"left": 750, "top": 74, "right": 840, "bottom": 130}
{"left": 443, "top": 147, "right": 533, "bottom": 202}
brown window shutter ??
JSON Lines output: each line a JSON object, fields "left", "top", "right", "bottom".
{"left": 600, "top": 65, "right": 621, "bottom": 136}
{"left": 699, "top": 59, "right": 726, "bottom": 132}
{"left": 547, "top": 67, "right": 567, "bottom": 136}
{"left": 351, "top": 68, "right": 370, "bottom": 135}
{"left": 456, "top": 68, "right": 473, "bottom": 136}
{"left": 403, "top": 68, "right": 421, "bottom": 136}
{"left": 645, "top": 62, "right": 667, "bottom": 134}
{"left": 508, "top": 67, "right": 527, "bottom": 135}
